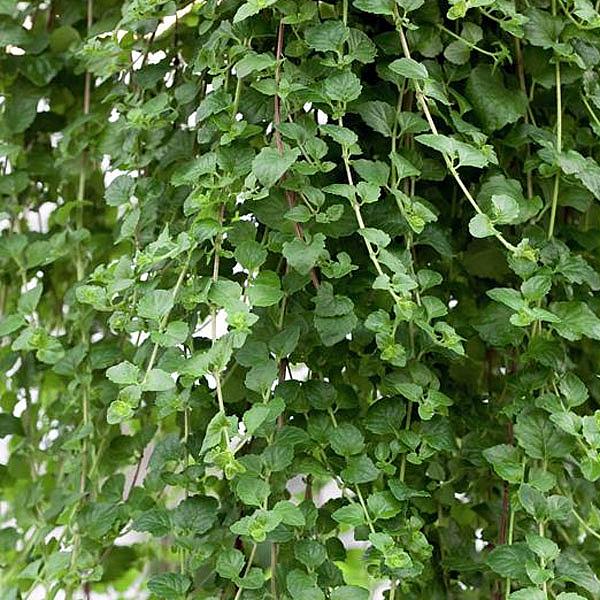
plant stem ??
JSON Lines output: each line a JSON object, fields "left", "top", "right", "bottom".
{"left": 437, "top": 24, "right": 499, "bottom": 59}
{"left": 504, "top": 506, "right": 515, "bottom": 599}
{"left": 399, "top": 402, "right": 412, "bottom": 483}
{"left": 233, "top": 543, "right": 258, "bottom": 600}
{"left": 547, "top": 55, "right": 562, "bottom": 240}
{"left": 571, "top": 507, "right": 600, "bottom": 541}
{"left": 394, "top": 19, "right": 516, "bottom": 253}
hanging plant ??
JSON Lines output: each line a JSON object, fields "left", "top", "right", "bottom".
{"left": 2, "top": 0, "right": 600, "bottom": 598}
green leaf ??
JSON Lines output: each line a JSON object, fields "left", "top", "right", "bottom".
{"left": 18, "top": 285, "right": 43, "bottom": 315}
{"left": 519, "top": 484, "right": 547, "bottom": 520}
{"left": 483, "top": 444, "right": 522, "bottom": 483}
{"left": 559, "top": 373, "right": 588, "bottom": 408}
{"left": 367, "top": 491, "right": 402, "bottom": 519}
{"left": 555, "top": 551, "right": 600, "bottom": 595}
{"left": 465, "top": 65, "right": 527, "bottom": 132}
{"left": 106, "top": 400, "right": 135, "bottom": 425}
{"left": 323, "top": 71, "right": 363, "bottom": 103}
{"left": 487, "top": 543, "right": 535, "bottom": 579}
{"left": 514, "top": 410, "right": 574, "bottom": 460}
{"left": 234, "top": 240, "right": 267, "bottom": 271}
{"left": 132, "top": 509, "right": 171, "bottom": 537}
{"left": 341, "top": 455, "right": 380, "bottom": 484}
{"left": 245, "top": 360, "right": 278, "bottom": 395}
{"left": 313, "top": 282, "right": 358, "bottom": 346}
{"left": 558, "top": 150, "right": 600, "bottom": 200}
{"left": 235, "top": 52, "right": 276, "bottom": 78}
{"left": 0, "top": 314, "right": 26, "bottom": 336}
{"left": 151, "top": 321, "right": 189, "bottom": 347}
{"left": 294, "top": 539, "right": 327, "bottom": 570}
{"left": 105, "top": 174, "right": 134, "bottom": 207}
{"left": 389, "top": 57, "right": 429, "bottom": 80}
{"left": 216, "top": 548, "right": 245, "bottom": 579}
{"left": 172, "top": 496, "right": 218, "bottom": 533}
{"left": 550, "top": 301, "right": 600, "bottom": 341}
{"left": 248, "top": 271, "right": 284, "bottom": 307}
{"left": 137, "top": 290, "right": 174, "bottom": 322}
{"left": 417, "top": 134, "right": 496, "bottom": 168}
{"left": 353, "top": 0, "right": 395, "bottom": 14}
{"left": 331, "top": 587, "right": 369, "bottom": 600}
{"left": 252, "top": 147, "right": 301, "bottom": 188}
{"left": 358, "top": 228, "right": 390, "bottom": 248}
{"left": 332, "top": 503, "right": 365, "bottom": 526}
{"left": 233, "top": 0, "right": 277, "bottom": 22}
{"left": 524, "top": 8, "right": 565, "bottom": 48}
{"left": 142, "top": 369, "right": 175, "bottom": 392}
{"left": 0, "top": 414, "right": 24, "bottom": 438}
{"left": 509, "top": 590, "right": 546, "bottom": 600}
{"left": 353, "top": 159, "right": 390, "bottom": 186}
{"left": 106, "top": 361, "right": 141, "bottom": 385}
{"left": 356, "top": 101, "right": 395, "bottom": 137}
{"left": 526, "top": 533, "right": 560, "bottom": 562}
{"left": 283, "top": 233, "right": 326, "bottom": 275}
{"left": 487, "top": 288, "right": 526, "bottom": 311}
{"left": 470, "top": 211, "right": 496, "bottom": 239}
{"left": 330, "top": 423, "right": 365, "bottom": 456}
{"left": 147, "top": 573, "right": 191, "bottom": 599}
{"left": 305, "top": 21, "right": 349, "bottom": 52}
{"left": 236, "top": 475, "right": 271, "bottom": 507}
{"left": 273, "top": 500, "right": 305, "bottom": 527}
{"left": 287, "top": 569, "right": 325, "bottom": 600}
{"left": 492, "top": 194, "right": 520, "bottom": 224}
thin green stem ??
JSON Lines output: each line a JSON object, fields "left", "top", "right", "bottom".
{"left": 582, "top": 95, "right": 600, "bottom": 131}
{"left": 571, "top": 507, "right": 600, "bottom": 541}
{"left": 233, "top": 545, "right": 257, "bottom": 600}
{"left": 547, "top": 57, "right": 562, "bottom": 240}
{"left": 504, "top": 506, "right": 515, "bottom": 599}
{"left": 393, "top": 19, "right": 517, "bottom": 253}
{"left": 437, "top": 24, "right": 499, "bottom": 59}
{"left": 539, "top": 518, "right": 548, "bottom": 598}
{"left": 355, "top": 484, "right": 376, "bottom": 534}
{"left": 399, "top": 402, "right": 412, "bottom": 482}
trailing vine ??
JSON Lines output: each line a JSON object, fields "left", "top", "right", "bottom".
{"left": 2, "top": 0, "right": 600, "bottom": 599}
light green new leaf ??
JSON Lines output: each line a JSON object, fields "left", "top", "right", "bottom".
{"left": 142, "top": 369, "right": 175, "bottom": 392}
{"left": 469, "top": 213, "right": 496, "bottom": 239}
{"left": 233, "top": 0, "right": 278, "bottom": 22}
{"left": 106, "top": 361, "right": 140, "bottom": 385}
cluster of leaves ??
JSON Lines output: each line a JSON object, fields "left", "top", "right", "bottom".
{"left": 3, "top": 0, "right": 600, "bottom": 598}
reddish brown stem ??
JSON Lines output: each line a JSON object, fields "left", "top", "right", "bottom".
{"left": 274, "top": 20, "right": 319, "bottom": 290}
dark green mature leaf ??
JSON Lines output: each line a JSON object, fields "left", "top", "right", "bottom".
{"left": 313, "top": 283, "right": 358, "bottom": 346}
{"left": 466, "top": 66, "right": 527, "bottom": 132}
{"left": 252, "top": 147, "right": 301, "bottom": 188}
{"left": 558, "top": 150, "right": 600, "bottom": 200}
{"left": 341, "top": 455, "right": 380, "bottom": 483}
{"left": 356, "top": 101, "right": 395, "bottom": 136}
{"left": 514, "top": 410, "right": 574, "bottom": 460}
{"left": 147, "top": 573, "right": 191, "bottom": 598}
{"left": 487, "top": 543, "right": 535, "bottom": 579}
